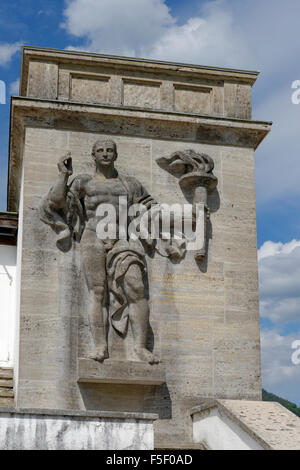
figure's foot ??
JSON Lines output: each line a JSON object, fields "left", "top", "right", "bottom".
{"left": 88, "top": 346, "right": 109, "bottom": 363}
{"left": 56, "top": 228, "right": 72, "bottom": 251}
{"left": 134, "top": 347, "right": 159, "bottom": 365}
{"left": 57, "top": 227, "right": 71, "bottom": 243}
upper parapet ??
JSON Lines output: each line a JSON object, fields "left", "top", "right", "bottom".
{"left": 20, "top": 46, "right": 259, "bottom": 120}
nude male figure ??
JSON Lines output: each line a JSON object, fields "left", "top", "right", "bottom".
{"left": 41, "top": 140, "right": 161, "bottom": 364}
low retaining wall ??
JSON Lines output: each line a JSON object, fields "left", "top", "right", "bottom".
{"left": 0, "top": 407, "right": 157, "bottom": 450}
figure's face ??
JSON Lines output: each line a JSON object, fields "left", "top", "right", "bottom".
{"left": 93, "top": 141, "right": 117, "bottom": 166}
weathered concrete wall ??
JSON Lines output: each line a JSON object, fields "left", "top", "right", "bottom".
{"left": 9, "top": 47, "right": 270, "bottom": 450}
{"left": 0, "top": 408, "right": 155, "bottom": 450}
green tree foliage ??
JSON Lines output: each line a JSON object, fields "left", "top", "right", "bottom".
{"left": 262, "top": 389, "right": 300, "bottom": 417}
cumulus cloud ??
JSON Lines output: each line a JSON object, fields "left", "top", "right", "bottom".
{"left": 254, "top": 85, "right": 300, "bottom": 204}
{"left": 258, "top": 240, "right": 300, "bottom": 323}
{"left": 142, "top": 2, "right": 252, "bottom": 67}
{"left": 0, "top": 43, "right": 21, "bottom": 67}
{"left": 261, "top": 328, "right": 300, "bottom": 404}
{"left": 258, "top": 238, "right": 300, "bottom": 401}
{"left": 229, "top": 0, "right": 300, "bottom": 82}
{"left": 62, "top": 0, "right": 253, "bottom": 68}
{"left": 234, "top": 0, "right": 300, "bottom": 205}
{"left": 63, "top": 0, "right": 175, "bottom": 57}
{"left": 258, "top": 239, "right": 300, "bottom": 261}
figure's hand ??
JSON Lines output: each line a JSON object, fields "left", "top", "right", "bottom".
{"left": 57, "top": 152, "right": 73, "bottom": 176}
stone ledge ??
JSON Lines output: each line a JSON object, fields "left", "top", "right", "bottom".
{"left": 0, "top": 368, "right": 13, "bottom": 379}
{"left": 0, "top": 406, "right": 158, "bottom": 421}
{"left": 22, "top": 46, "right": 260, "bottom": 83}
{"left": 78, "top": 358, "right": 166, "bottom": 386}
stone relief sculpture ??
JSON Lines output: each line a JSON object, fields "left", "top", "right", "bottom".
{"left": 40, "top": 140, "right": 186, "bottom": 365}
{"left": 156, "top": 150, "right": 218, "bottom": 260}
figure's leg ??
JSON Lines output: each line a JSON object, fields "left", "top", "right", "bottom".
{"left": 81, "top": 229, "right": 108, "bottom": 362}
{"left": 123, "top": 264, "right": 159, "bottom": 364}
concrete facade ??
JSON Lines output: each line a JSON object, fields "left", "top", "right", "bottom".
{"left": 7, "top": 47, "right": 272, "bottom": 449}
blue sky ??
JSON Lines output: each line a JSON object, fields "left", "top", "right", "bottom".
{"left": 0, "top": 0, "right": 300, "bottom": 405}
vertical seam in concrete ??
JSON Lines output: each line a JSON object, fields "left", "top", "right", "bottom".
{"left": 222, "top": 83, "right": 225, "bottom": 117}
{"left": 56, "top": 62, "right": 59, "bottom": 100}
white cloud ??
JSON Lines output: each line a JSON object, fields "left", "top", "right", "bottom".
{"left": 261, "top": 328, "right": 300, "bottom": 404}
{"left": 231, "top": 0, "right": 300, "bottom": 204}
{"left": 63, "top": 0, "right": 253, "bottom": 68}
{"left": 228, "top": 0, "right": 300, "bottom": 80}
{"left": 258, "top": 240, "right": 300, "bottom": 323}
{"left": 261, "top": 298, "right": 300, "bottom": 325}
{"left": 62, "top": 0, "right": 300, "bottom": 73}
{"left": 254, "top": 85, "right": 300, "bottom": 204}
{"left": 143, "top": 3, "right": 253, "bottom": 67}
{"left": 258, "top": 239, "right": 300, "bottom": 261}
{"left": 9, "top": 79, "right": 19, "bottom": 96}
{"left": 0, "top": 43, "right": 21, "bottom": 67}
{"left": 63, "top": 0, "right": 175, "bottom": 57}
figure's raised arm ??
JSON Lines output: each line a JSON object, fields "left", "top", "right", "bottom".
{"left": 47, "top": 153, "right": 73, "bottom": 211}
{"left": 39, "top": 153, "right": 86, "bottom": 251}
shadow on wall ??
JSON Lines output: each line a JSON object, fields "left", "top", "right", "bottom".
{"left": 78, "top": 382, "right": 172, "bottom": 419}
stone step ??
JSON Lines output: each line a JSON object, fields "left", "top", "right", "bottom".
{"left": 0, "top": 368, "right": 14, "bottom": 407}
{"left": 0, "top": 368, "right": 13, "bottom": 380}
{"left": 0, "top": 388, "right": 14, "bottom": 398}
{"left": 0, "top": 397, "right": 14, "bottom": 406}
{"left": 0, "top": 378, "right": 13, "bottom": 388}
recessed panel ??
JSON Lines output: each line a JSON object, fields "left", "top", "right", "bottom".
{"left": 174, "top": 85, "right": 212, "bottom": 114}
{"left": 123, "top": 80, "right": 161, "bottom": 109}
{"left": 71, "top": 76, "right": 109, "bottom": 104}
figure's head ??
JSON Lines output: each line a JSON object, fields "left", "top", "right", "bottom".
{"left": 92, "top": 139, "right": 117, "bottom": 168}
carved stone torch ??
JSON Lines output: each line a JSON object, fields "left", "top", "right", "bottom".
{"left": 156, "top": 150, "right": 218, "bottom": 261}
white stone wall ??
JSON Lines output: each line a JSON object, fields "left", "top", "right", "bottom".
{"left": 0, "top": 410, "right": 154, "bottom": 450}
{"left": 0, "top": 245, "right": 17, "bottom": 367}
{"left": 192, "top": 407, "right": 263, "bottom": 450}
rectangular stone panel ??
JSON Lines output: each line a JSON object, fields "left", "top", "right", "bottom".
{"left": 58, "top": 69, "right": 70, "bottom": 100}
{"left": 71, "top": 75, "right": 110, "bottom": 104}
{"left": 27, "top": 61, "right": 58, "bottom": 100}
{"left": 174, "top": 84, "right": 212, "bottom": 114}
{"left": 224, "top": 82, "right": 252, "bottom": 119}
{"left": 123, "top": 79, "right": 161, "bottom": 109}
